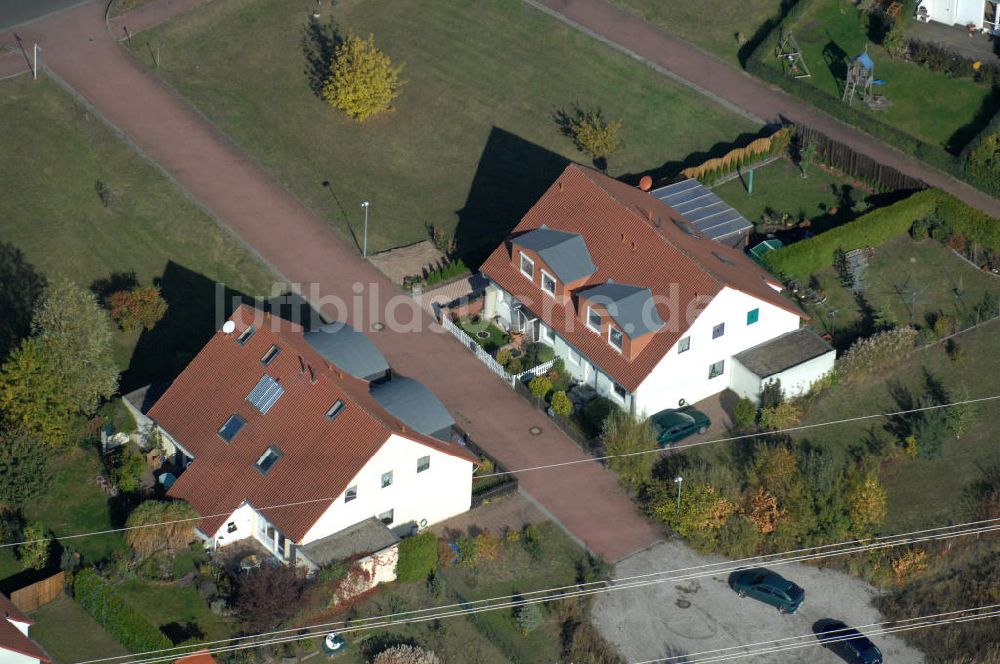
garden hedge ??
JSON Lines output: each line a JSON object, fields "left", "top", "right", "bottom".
{"left": 395, "top": 531, "right": 438, "bottom": 583}
{"left": 73, "top": 568, "right": 172, "bottom": 652}
{"left": 762, "top": 190, "right": 995, "bottom": 280}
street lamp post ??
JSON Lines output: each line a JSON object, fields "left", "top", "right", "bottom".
{"left": 674, "top": 475, "right": 684, "bottom": 513}
{"left": 360, "top": 200, "right": 370, "bottom": 257}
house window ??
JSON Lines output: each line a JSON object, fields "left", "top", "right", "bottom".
{"left": 612, "top": 383, "right": 628, "bottom": 402}
{"left": 608, "top": 327, "right": 623, "bottom": 352}
{"left": 520, "top": 253, "right": 534, "bottom": 279}
{"left": 236, "top": 325, "right": 256, "bottom": 345}
{"left": 379, "top": 509, "right": 394, "bottom": 525}
{"left": 261, "top": 344, "right": 281, "bottom": 366}
{"left": 567, "top": 347, "right": 581, "bottom": 365}
{"left": 381, "top": 471, "right": 393, "bottom": 488}
{"left": 708, "top": 360, "right": 725, "bottom": 379}
{"left": 541, "top": 270, "right": 556, "bottom": 296}
{"left": 218, "top": 414, "right": 246, "bottom": 443}
{"left": 255, "top": 446, "right": 283, "bottom": 475}
{"left": 587, "top": 306, "right": 602, "bottom": 332}
{"left": 540, "top": 324, "right": 555, "bottom": 344}
{"left": 345, "top": 485, "right": 357, "bottom": 503}
{"left": 417, "top": 455, "right": 430, "bottom": 473}
{"left": 678, "top": 336, "right": 691, "bottom": 354}
{"left": 227, "top": 521, "right": 237, "bottom": 534}
{"left": 747, "top": 308, "right": 760, "bottom": 325}
{"left": 326, "top": 400, "right": 345, "bottom": 420}
{"left": 712, "top": 323, "right": 725, "bottom": 339}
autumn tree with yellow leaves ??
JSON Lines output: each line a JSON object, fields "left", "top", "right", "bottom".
{"left": 323, "top": 33, "right": 405, "bottom": 122}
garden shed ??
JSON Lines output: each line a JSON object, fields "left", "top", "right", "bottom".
{"left": 731, "top": 327, "right": 835, "bottom": 403}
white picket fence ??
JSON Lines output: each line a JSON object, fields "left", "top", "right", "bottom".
{"left": 441, "top": 316, "right": 554, "bottom": 388}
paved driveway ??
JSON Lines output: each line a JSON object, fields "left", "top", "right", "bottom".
{"left": 593, "top": 539, "right": 925, "bottom": 663}
{"left": 3, "top": 0, "right": 660, "bottom": 563}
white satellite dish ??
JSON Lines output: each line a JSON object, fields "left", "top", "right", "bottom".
{"left": 222, "top": 321, "right": 236, "bottom": 334}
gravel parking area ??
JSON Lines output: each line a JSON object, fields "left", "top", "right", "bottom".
{"left": 593, "top": 539, "right": 925, "bottom": 663}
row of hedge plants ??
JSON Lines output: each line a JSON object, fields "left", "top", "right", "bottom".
{"left": 73, "top": 567, "right": 172, "bottom": 652}
{"left": 762, "top": 189, "right": 998, "bottom": 280}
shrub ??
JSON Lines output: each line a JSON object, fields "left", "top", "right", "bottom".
{"left": 557, "top": 105, "right": 623, "bottom": 160}
{"left": 932, "top": 313, "right": 955, "bottom": 338}
{"left": 580, "top": 397, "right": 620, "bottom": 439}
{"left": 528, "top": 375, "right": 553, "bottom": 400}
{"left": 523, "top": 342, "right": 555, "bottom": 369}
{"left": 124, "top": 500, "right": 198, "bottom": 560}
{"left": 758, "top": 402, "right": 801, "bottom": 431}
{"left": 732, "top": 398, "right": 757, "bottom": 432}
{"left": 18, "top": 522, "right": 51, "bottom": 570}
{"left": 322, "top": 33, "right": 405, "bottom": 122}
{"left": 521, "top": 524, "right": 543, "bottom": 561}
{"left": 964, "top": 130, "right": 1000, "bottom": 197}
{"left": 655, "top": 482, "right": 735, "bottom": 538}
{"left": 74, "top": 568, "right": 172, "bottom": 650}
{"left": 505, "top": 357, "right": 523, "bottom": 374}
{"left": 373, "top": 644, "right": 441, "bottom": 664}
{"left": 106, "top": 286, "right": 167, "bottom": 333}
{"left": 550, "top": 390, "right": 572, "bottom": 417}
{"left": 513, "top": 602, "right": 544, "bottom": 634}
{"left": 837, "top": 327, "right": 918, "bottom": 379}
{"left": 396, "top": 532, "right": 438, "bottom": 583}
{"left": 235, "top": 564, "right": 307, "bottom": 631}
{"left": 551, "top": 358, "right": 565, "bottom": 375}
{"left": 317, "top": 561, "right": 347, "bottom": 584}
{"left": 110, "top": 444, "right": 146, "bottom": 493}
{"left": 426, "top": 570, "right": 444, "bottom": 598}
{"left": 602, "top": 409, "right": 658, "bottom": 491}
{"left": 0, "top": 428, "right": 51, "bottom": 506}
{"left": 760, "top": 378, "right": 784, "bottom": 409}
{"left": 847, "top": 474, "right": 888, "bottom": 533}
{"left": 473, "top": 533, "right": 500, "bottom": 563}
{"left": 495, "top": 348, "right": 513, "bottom": 367}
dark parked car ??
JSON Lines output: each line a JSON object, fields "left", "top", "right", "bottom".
{"left": 649, "top": 407, "right": 711, "bottom": 446}
{"left": 815, "top": 620, "right": 883, "bottom": 664}
{"left": 730, "top": 569, "right": 804, "bottom": 613}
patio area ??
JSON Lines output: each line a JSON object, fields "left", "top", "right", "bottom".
{"left": 909, "top": 18, "right": 1000, "bottom": 64}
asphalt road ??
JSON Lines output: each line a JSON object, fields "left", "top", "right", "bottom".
{"left": 0, "top": 0, "right": 94, "bottom": 31}
{"left": 593, "top": 540, "right": 926, "bottom": 663}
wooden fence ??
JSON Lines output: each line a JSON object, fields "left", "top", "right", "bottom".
{"left": 10, "top": 571, "right": 64, "bottom": 612}
{"left": 798, "top": 125, "right": 927, "bottom": 192}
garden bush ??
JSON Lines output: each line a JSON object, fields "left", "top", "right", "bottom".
{"left": 528, "top": 375, "right": 552, "bottom": 400}
{"left": 732, "top": 398, "right": 757, "bottom": 432}
{"left": 550, "top": 390, "right": 572, "bottom": 417}
{"left": 579, "top": 397, "right": 620, "bottom": 439}
{"left": 396, "top": 531, "right": 438, "bottom": 583}
{"left": 513, "top": 602, "right": 544, "bottom": 634}
{"left": 522, "top": 342, "right": 555, "bottom": 369}
{"left": 837, "top": 327, "right": 918, "bottom": 379}
{"left": 74, "top": 568, "right": 172, "bottom": 651}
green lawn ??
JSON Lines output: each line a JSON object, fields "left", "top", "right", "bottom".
{"left": 713, "top": 157, "right": 872, "bottom": 232}
{"left": 0, "top": 75, "right": 280, "bottom": 390}
{"left": 799, "top": 322, "right": 1000, "bottom": 532}
{"left": 30, "top": 596, "right": 130, "bottom": 663}
{"left": 117, "top": 579, "right": 234, "bottom": 645}
{"left": 610, "top": 0, "right": 785, "bottom": 66}
{"left": 135, "top": 0, "right": 759, "bottom": 264}
{"left": 22, "top": 449, "right": 129, "bottom": 569}
{"left": 784, "top": 1, "right": 996, "bottom": 152}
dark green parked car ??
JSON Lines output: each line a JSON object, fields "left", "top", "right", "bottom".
{"left": 730, "top": 568, "right": 804, "bottom": 614}
{"left": 649, "top": 407, "right": 711, "bottom": 446}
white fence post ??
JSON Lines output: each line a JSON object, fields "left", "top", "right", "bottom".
{"left": 441, "top": 316, "right": 516, "bottom": 387}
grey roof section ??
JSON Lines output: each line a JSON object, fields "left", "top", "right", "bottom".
{"left": 734, "top": 327, "right": 835, "bottom": 378}
{"left": 579, "top": 281, "right": 665, "bottom": 338}
{"left": 652, "top": 179, "right": 753, "bottom": 247}
{"left": 370, "top": 376, "right": 455, "bottom": 440}
{"left": 297, "top": 517, "right": 400, "bottom": 567}
{"left": 511, "top": 226, "right": 597, "bottom": 283}
{"left": 304, "top": 322, "right": 390, "bottom": 381}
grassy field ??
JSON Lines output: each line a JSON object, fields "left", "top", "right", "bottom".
{"left": 117, "top": 579, "right": 234, "bottom": 645}
{"left": 610, "top": 0, "right": 785, "bottom": 66}
{"left": 135, "top": 0, "right": 760, "bottom": 264}
{"left": 713, "top": 157, "right": 873, "bottom": 232}
{"left": 0, "top": 75, "right": 280, "bottom": 390}
{"left": 30, "top": 596, "right": 130, "bottom": 662}
{"left": 784, "top": 1, "right": 996, "bottom": 152}
{"left": 802, "top": 236, "right": 1000, "bottom": 344}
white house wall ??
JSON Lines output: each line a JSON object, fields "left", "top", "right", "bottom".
{"left": 209, "top": 502, "right": 257, "bottom": 549}
{"left": 300, "top": 434, "right": 473, "bottom": 544}
{"left": 729, "top": 358, "right": 764, "bottom": 403}
{"left": 765, "top": 350, "right": 836, "bottom": 400}
{"left": 634, "top": 287, "right": 801, "bottom": 417}
{"left": 921, "top": 0, "right": 983, "bottom": 26}
{"left": 0, "top": 647, "right": 41, "bottom": 664}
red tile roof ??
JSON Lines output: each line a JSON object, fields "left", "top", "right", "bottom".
{"left": 176, "top": 650, "right": 217, "bottom": 664}
{"left": 480, "top": 164, "right": 805, "bottom": 391}
{"left": 149, "top": 305, "right": 477, "bottom": 542}
{"left": 0, "top": 594, "right": 49, "bottom": 663}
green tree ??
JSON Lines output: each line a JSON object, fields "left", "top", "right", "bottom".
{"left": 758, "top": 402, "right": 802, "bottom": 431}
{"left": 0, "top": 428, "right": 51, "bottom": 505}
{"left": 910, "top": 399, "right": 950, "bottom": 459}
{"left": 18, "top": 522, "right": 51, "bottom": 570}
{"left": 655, "top": 481, "right": 735, "bottom": 538}
{"left": 513, "top": 602, "right": 544, "bottom": 634}
{"left": 550, "top": 390, "right": 572, "bottom": 417}
{"left": 945, "top": 386, "right": 979, "bottom": 440}
{"left": 732, "top": 398, "right": 757, "bottom": 431}
{"left": 847, "top": 474, "right": 887, "bottom": 533}
{"left": 0, "top": 242, "right": 47, "bottom": 362}
{"left": 0, "top": 338, "right": 74, "bottom": 443}
{"left": 562, "top": 106, "right": 623, "bottom": 161}
{"left": 322, "top": 33, "right": 405, "bottom": 122}
{"left": 602, "top": 409, "right": 658, "bottom": 491}
{"left": 528, "top": 375, "right": 553, "bottom": 400}
{"left": 124, "top": 500, "right": 198, "bottom": 560}
{"left": 111, "top": 445, "right": 147, "bottom": 493}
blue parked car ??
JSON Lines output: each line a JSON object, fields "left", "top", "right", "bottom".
{"left": 729, "top": 568, "right": 804, "bottom": 614}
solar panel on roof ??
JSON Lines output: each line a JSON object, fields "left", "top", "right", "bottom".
{"left": 247, "top": 374, "right": 284, "bottom": 414}
{"left": 652, "top": 178, "right": 752, "bottom": 246}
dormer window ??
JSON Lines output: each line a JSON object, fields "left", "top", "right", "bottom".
{"left": 237, "top": 325, "right": 257, "bottom": 345}
{"left": 541, "top": 270, "right": 556, "bottom": 296}
{"left": 608, "top": 327, "right": 623, "bottom": 352}
{"left": 261, "top": 344, "right": 281, "bottom": 366}
{"left": 587, "top": 306, "right": 602, "bottom": 332}
{"left": 519, "top": 253, "right": 534, "bottom": 279}
{"left": 255, "top": 446, "right": 283, "bottom": 475}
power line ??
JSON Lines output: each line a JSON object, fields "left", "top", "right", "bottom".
{"left": 5, "top": 393, "right": 998, "bottom": 550}
{"left": 633, "top": 605, "right": 1000, "bottom": 664}
{"left": 77, "top": 519, "right": 1000, "bottom": 664}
